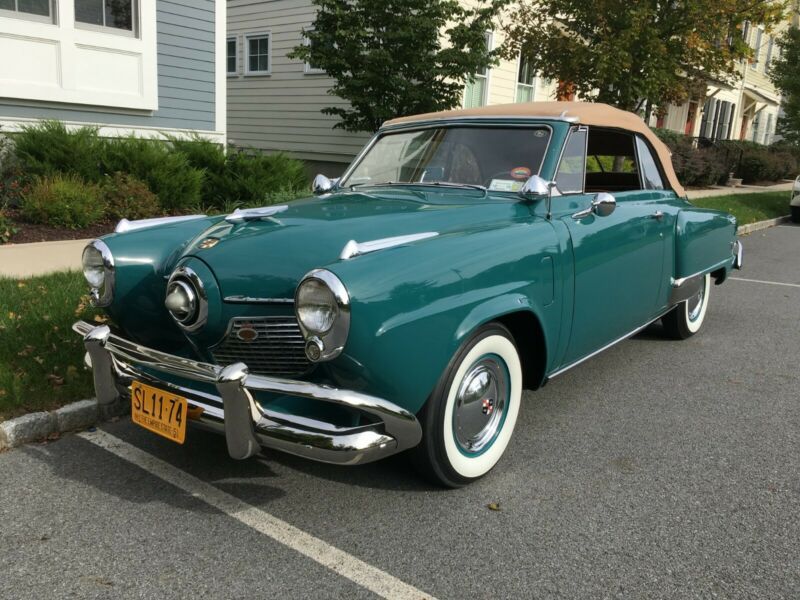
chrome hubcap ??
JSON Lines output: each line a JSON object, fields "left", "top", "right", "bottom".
{"left": 453, "top": 356, "right": 508, "bottom": 454}
{"left": 688, "top": 283, "right": 705, "bottom": 322}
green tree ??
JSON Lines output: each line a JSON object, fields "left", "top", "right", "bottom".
{"left": 501, "top": 0, "right": 787, "bottom": 113}
{"left": 771, "top": 27, "right": 800, "bottom": 144}
{"left": 288, "top": 0, "right": 508, "bottom": 133}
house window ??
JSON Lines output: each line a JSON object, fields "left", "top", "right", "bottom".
{"left": 0, "top": 0, "right": 54, "bottom": 23}
{"left": 75, "top": 0, "right": 135, "bottom": 33}
{"left": 751, "top": 27, "right": 763, "bottom": 69}
{"left": 464, "top": 32, "right": 492, "bottom": 108}
{"left": 227, "top": 36, "right": 237, "bottom": 76}
{"left": 245, "top": 33, "right": 271, "bottom": 75}
{"left": 765, "top": 113, "right": 773, "bottom": 144}
{"left": 765, "top": 36, "right": 775, "bottom": 72}
{"left": 302, "top": 29, "right": 325, "bottom": 74}
{"left": 751, "top": 111, "right": 762, "bottom": 143}
{"left": 515, "top": 55, "right": 535, "bottom": 103}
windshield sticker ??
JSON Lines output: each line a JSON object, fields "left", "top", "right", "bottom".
{"left": 489, "top": 179, "right": 524, "bottom": 192}
{"left": 510, "top": 167, "right": 531, "bottom": 180}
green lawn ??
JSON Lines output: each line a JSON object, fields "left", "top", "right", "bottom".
{"left": 691, "top": 191, "right": 791, "bottom": 226}
{"left": 0, "top": 271, "right": 98, "bottom": 421}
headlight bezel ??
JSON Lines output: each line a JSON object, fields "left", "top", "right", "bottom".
{"left": 165, "top": 266, "right": 208, "bottom": 332}
{"left": 295, "top": 269, "right": 350, "bottom": 362}
{"left": 82, "top": 239, "right": 115, "bottom": 307}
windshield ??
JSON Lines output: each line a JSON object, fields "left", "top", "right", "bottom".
{"left": 340, "top": 126, "right": 551, "bottom": 192}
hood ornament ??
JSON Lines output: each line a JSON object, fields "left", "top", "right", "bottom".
{"left": 225, "top": 205, "right": 288, "bottom": 223}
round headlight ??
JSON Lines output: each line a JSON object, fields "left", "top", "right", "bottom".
{"left": 82, "top": 245, "right": 106, "bottom": 289}
{"left": 296, "top": 278, "right": 338, "bottom": 333}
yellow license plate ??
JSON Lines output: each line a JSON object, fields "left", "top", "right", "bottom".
{"left": 131, "top": 381, "right": 188, "bottom": 444}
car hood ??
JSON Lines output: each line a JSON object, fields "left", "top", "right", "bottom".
{"left": 182, "top": 188, "right": 533, "bottom": 300}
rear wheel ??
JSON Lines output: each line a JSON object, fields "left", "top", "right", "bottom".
{"left": 791, "top": 205, "right": 800, "bottom": 223}
{"left": 662, "top": 273, "right": 711, "bottom": 339}
{"left": 412, "top": 323, "right": 523, "bottom": 488}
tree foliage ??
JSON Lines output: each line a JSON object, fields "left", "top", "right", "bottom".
{"left": 770, "top": 27, "right": 800, "bottom": 144}
{"left": 501, "top": 0, "right": 788, "bottom": 112}
{"left": 289, "top": 0, "right": 508, "bottom": 133}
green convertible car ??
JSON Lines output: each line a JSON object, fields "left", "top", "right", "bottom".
{"left": 75, "top": 102, "right": 743, "bottom": 487}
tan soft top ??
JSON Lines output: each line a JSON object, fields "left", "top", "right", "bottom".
{"left": 384, "top": 101, "right": 685, "bottom": 197}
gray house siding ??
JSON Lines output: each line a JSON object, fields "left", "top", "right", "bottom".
{"left": 227, "top": 0, "right": 369, "bottom": 170}
{"left": 0, "top": 0, "right": 218, "bottom": 134}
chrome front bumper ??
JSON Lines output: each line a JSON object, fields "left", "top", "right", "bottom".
{"left": 73, "top": 320, "right": 422, "bottom": 465}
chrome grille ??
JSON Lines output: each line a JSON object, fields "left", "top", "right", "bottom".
{"left": 211, "top": 317, "right": 311, "bottom": 377}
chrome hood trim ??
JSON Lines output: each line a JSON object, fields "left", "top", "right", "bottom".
{"left": 115, "top": 214, "right": 207, "bottom": 233}
{"left": 225, "top": 205, "right": 288, "bottom": 223}
{"left": 339, "top": 232, "right": 439, "bottom": 260}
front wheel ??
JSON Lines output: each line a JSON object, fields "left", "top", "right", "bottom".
{"left": 791, "top": 205, "right": 800, "bottom": 223}
{"left": 412, "top": 323, "right": 523, "bottom": 488}
{"left": 661, "top": 273, "right": 711, "bottom": 339}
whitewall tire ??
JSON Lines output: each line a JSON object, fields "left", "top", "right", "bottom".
{"left": 412, "top": 323, "right": 523, "bottom": 487}
{"left": 662, "top": 273, "right": 711, "bottom": 339}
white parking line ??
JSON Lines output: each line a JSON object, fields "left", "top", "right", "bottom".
{"left": 730, "top": 277, "right": 800, "bottom": 288}
{"left": 78, "top": 429, "right": 435, "bottom": 600}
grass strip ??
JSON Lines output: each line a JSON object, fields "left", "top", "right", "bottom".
{"left": 691, "top": 191, "right": 791, "bottom": 225}
{"left": 0, "top": 271, "right": 99, "bottom": 421}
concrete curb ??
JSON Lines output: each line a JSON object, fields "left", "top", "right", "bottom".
{"left": 0, "top": 397, "right": 128, "bottom": 451}
{"left": 737, "top": 215, "right": 791, "bottom": 236}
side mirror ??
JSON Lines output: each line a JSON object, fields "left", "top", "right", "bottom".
{"left": 572, "top": 192, "right": 616, "bottom": 220}
{"left": 312, "top": 174, "right": 339, "bottom": 194}
{"left": 518, "top": 174, "right": 551, "bottom": 200}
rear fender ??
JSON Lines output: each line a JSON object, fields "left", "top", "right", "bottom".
{"left": 675, "top": 208, "right": 737, "bottom": 279}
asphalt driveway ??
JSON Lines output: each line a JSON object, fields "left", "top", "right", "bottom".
{"left": 1, "top": 225, "right": 798, "bottom": 599}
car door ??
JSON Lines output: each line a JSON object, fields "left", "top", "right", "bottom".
{"left": 552, "top": 126, "right": 669, "bottom": 367}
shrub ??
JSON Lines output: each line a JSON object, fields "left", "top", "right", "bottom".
{"left": 170, "top": 137, "right": 309, "bottom": 209}
{"left": 21, "top": 174, "right": 105, "bottom": 228}
{"left": 12, "top": 121, "right": 104, "bottom": 181}
{"left": 0, "top": 206, "right": 16, "bottom": 244}
{"left": 102, "top": 172, "right": 161, "bottom": 221}
{"left": 100, "top": 137, "right": 203, "bottom": 212}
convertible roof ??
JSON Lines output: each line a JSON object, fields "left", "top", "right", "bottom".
{"left": 383, "top": 101, "right": 685, "bottom": 196}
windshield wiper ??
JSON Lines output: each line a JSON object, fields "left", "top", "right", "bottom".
{"left": 349, "top": 181, "right": 488, "bottom": 196}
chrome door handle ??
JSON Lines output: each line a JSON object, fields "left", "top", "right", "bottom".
{"left": 650, "top": 211, "right": 665, "bottom": 221}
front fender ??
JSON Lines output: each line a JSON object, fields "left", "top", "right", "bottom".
{"left": 324, "top": 220, "right": 561, "bottom": 414}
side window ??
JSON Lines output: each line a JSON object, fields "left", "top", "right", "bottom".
{"left": 555, "top": 128, "right": 587, "bottom": 194}
{"left": 585, "top": 129, "right": 640, "bottom": 192}
{"left": 635, "top": 137, "right": 665, "bottom": 190}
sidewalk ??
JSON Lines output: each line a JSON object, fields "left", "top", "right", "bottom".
{"left": 0, "top": 238, "right": 89, "bottom": 278}
{"left": 685, "top": 181, "right": 793, "bottom": 199}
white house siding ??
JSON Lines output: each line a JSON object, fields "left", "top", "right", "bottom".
{"left": 0, "top": 0, "right": 225, "bottom": 141}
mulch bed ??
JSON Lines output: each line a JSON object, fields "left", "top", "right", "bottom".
{"left": 2, "top": 209, "right": 114, "bottom": 245}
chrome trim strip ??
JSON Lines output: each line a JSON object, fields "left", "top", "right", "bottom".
{"left": 223, "top": 296, "right": 295, "bottom": 305}
{"left": 379, "top": 115, "right": 580, "bottom": 130}
{"left": 73, "top": 320, "right": 421, "bottom": 465}
{"left": 115, "top": 214, "right": 207, "bottom": 234}
{"left": 225, "top": 205, "right": 288, "bottom": 223}
{"left": 339, "top": 232, "right": 439, "bottom": 260}
{"left": 548, "top": 308, "right": 672, "bottom": 379}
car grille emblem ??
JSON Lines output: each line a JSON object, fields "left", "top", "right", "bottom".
{"left": 236, "top": 324, "right": 260, "bottom": 342}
